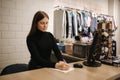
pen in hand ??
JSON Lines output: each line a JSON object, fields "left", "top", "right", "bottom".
{"left": 55, "top": 61, "right": 70, "bottom": 70}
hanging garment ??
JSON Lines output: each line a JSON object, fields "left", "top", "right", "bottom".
{"left": 67, "top": 10, "right": 72, "bottom": 38}
{"left": 65, "top": 10, "right": 69, "bottom": 38}
{"left": 71, "top": 11, "right": 75, "bottom": 37}
{"left": 73, "top": 10, "right": 78, "bottom": 36}
{"left": 81, "top": 11, "right": 91, "bottom": 35}
{"left": 77, "top": 12, "right": 82, "bottom": 33}
{"left": 90, "top": 12, "right": 98, "bottom": 32}
{"left": 86, "top": 12, "right": 91, "bottom": 28}
{"left": 62, "top": 10, "right": 67, "bottom": 39}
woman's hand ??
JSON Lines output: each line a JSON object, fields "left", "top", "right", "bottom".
{"left": 55, "top": 61, "right": 70, "bottom": 70}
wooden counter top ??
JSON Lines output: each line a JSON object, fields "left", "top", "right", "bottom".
{"left": 0, "top": 61, "right": 120, "bottom": 80}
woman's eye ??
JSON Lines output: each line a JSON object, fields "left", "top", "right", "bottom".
{"left": 40, "top": 22, "right": 48, "bottom": 25}
{"left": 40, "top": 22, "right": 44, "bottom": 24}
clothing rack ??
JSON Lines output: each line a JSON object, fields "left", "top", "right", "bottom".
{"left": 53, "top": 6, "right": 117, "bottom": 40}
{"left": 54, "top": 6, "right": 95, "bottom": 13}
{"left": 99, "top": 14, "right": 113, "bottom": 17}
{"left": 54, "top": 6, "right": 116, "bottom": 18}
{"left": 54, "top": 6, "right": 83, "bottom": 11}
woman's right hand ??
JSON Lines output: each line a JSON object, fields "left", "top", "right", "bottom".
{"left": 55, "top": 61, "right": 70, "bottom": 70}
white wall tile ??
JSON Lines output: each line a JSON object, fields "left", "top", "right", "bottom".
{"left": 0, "top": 54, "right": 10, "bottom": 62}
{"left": 21, "top": 0, "right": 33, "bottom": 10}
{"left": 0, "top": 39, "right": 9, "bottom": 47}
{"left": 15, "top": 45, "right": 25, "bottom": 53}
{"left": 0, "top": 45, "right": 2, "bottom": 53}
{"left": 2, "top": 16, "right": 16, "bottom": 24}
{"left": 0, "top": 16, "right": 1, "bottom": 22}
{"left": 9, "top": 24, "right": 22, "bottom": 31}
{"left": 1, "top": 31, "right": 16, "bottom": 39}
{"left": 22, "top": 24, "right": 31, "bottom": 32}
{"left": 10, "top": 9, "right": 23, "bottom": 17}
{"left": 0, "top": 62, "right": 10, "bottom": 69}
{"left": 0, "top": 0, "right": 1, "bottom": 7}
{"left": 8, "top": 39, "right": 20, "bottom": 46}
{"left": 2, "top": 0, "right": 16, "bottom": 9}
{"left": 1, "top": 46, "right": 15, "bottom": 54}
{"left": 0, "top": 32, "right": 1, "bottom": 39}
{"left": 16, "top": 0, "right": 23, "bottom": 10}
{"left": 0, "top": 23, "right": 9, "bottom": 31}
{"left": 16, "top": 16, "right": 28, "bottom": 24}
{"left": 15, "top": 32, "right": 27, "bottom": 39}
{"left": 0, "top": 7, "right": 10, "bottom": 16}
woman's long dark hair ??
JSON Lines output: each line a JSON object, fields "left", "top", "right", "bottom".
{"left": 27, "top": 11, "right": 49, "bottom": 37}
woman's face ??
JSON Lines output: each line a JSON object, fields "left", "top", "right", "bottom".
{"left": 37, "top": 17, "right": 49, "bottom": 32}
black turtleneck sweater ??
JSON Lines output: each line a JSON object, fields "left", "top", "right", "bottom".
{"left": 26, "top": 30, "right": 63, "bottom": 69}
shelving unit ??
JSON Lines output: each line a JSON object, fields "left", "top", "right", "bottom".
{"left": 98, "top": 22, "right": 113, "bottom": 58}
{"left": 97, "top": 21, "right": 116, "bottom": 65}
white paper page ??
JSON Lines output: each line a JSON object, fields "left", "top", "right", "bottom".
{"left": 52, "top": 67, "right": 74, "bottom": 73}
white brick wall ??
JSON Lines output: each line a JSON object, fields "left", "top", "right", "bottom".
{"left": 9, "top": 24, "right": 22, "bottom": 31}
{"left": 2, "top": 16, "right": 16, "bottom": 24}
{"left": 0, "top": 0, "right": 55, "bottom": 73}
{"left": 0, "top": 32, "right": 1, "bottom": 39}
{"left": 0, "top": 16, "right": 1, "bottom": 23}
{"left": 0, "top": 23, "right": 9, "bottom": 31}
{"left": 1, "top": 0, "right": 16, "bottom": 9}
{"left": 10, "top": 9, "right": 23, "bottom": 17}
{"left": 0, "top": 0, "right": 1, "bottom": 7}
{"left": 0, "top": 0, "right": 119, "bottom": 73}
{"left": 0, "top": 7, "right": 10, "bottom": 16}
{"left": 1, "top": 32, "right": 16, "bottom": 39}
{"left": 16, "top": 0, "right": 23, "bottom": 10}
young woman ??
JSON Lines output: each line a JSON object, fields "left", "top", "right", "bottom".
{"left": 26, "top": 11, "right": 70, "bottom": 70}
